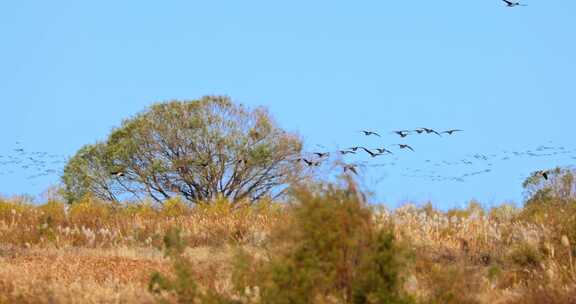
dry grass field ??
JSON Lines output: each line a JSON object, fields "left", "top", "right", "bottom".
{"left": 1, "top": 191, "right": 575, "bottom": 303}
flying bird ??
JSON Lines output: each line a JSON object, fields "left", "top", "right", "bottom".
{"left": 393, "top": 130, "right": 411, "bottom": 138}
{"left": 348, "top": 146, "right": 364, "bottom": 152}
{"left": 359, "top": 130, "right": 381, "bottom": 137}
{"left": 375, "top": 148, "right": 393, "bottom": 154}
{"left": 441, "top": 129, "right": 463, "bottom": 135}
{"left": 313, "top": 152, "right": 330, "bottom": 158}
{"left": 502, "top": 0, "right": 526, "bottom": 7}
{"left": 397, "top": 144, "right": 415, "bottom": 152}
{"left": 361, "top": 147, "right": 382, "bottom": 158}
{"left": 419, "top": 128, "right": 442, "bottom": 136}
{"left": 340, "top": 150, "right": 356, "bottom": 155}
{"left": 297, "top": 158, "right": 320, "bottom": 167}
{"left": 535, "top": 170, "right": 549, "bottom": 180}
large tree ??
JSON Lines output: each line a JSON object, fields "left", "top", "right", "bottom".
{"left": 62, "top": 96, "right": 303, "bottom": 204}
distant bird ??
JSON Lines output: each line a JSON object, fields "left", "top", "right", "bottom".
{"left": 110, "top": 171, "right": 125, "bottom": 177}
{"left": 359, "top": 130, "right": 381, "bottom": 137}
{"left": 14, "top": 148, "right": 24, "bottom": 153}
{"left": 502, "top": 0, "right": 526, "bottom": 7}
{"left": 375, "top": 148, "right": 393, "bottom": 154}
{"left": 297, "top": 158, "right": 320, "bottom": 167}
{"left": 301, "top": 159, "right": 314, "bottom": 166}
{"left": 343, "top": 164, "right": 358, "bottom": 175}
{"left": 535, "top": 170, "right": 549, "bottom": 180}
{"left": 441, "top": 129, "right": 463, "bottom": 135}
{"left": 397, "top": 144, "right": 415, "bottom": 152}
{"left": 393, "top": 130, "right": 411, "bottom": 138}
{"left": 313, "top": 152, "right": 330, "bottom": 158}
{"left": 419, "top": 128, "right": 442, "bottom": 136}
{"left": 348, "top": 146, "right": 363, "bottom": 152}
{"left": 339, "top": 150, "right": 356, "bottom": 155}
{"left": 361, "top": 147, "right": 382, "bottom": 158}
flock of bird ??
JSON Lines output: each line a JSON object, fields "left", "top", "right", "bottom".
{"left": 294, "top": 126, "right": 575, "bottom": 184}
{"left": 378, "top": 143, "right": 574, "bottom": 183}
{"left": 3, "top": 122, "right": 574, "bottom": 187}
{"left": 295, "top": 128, "right": 463, "bottom": 176}
{"left": 0, "top": 143, "right": 67, "bottom": 182}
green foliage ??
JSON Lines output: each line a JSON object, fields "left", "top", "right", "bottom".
{"left": 62, "top": 96, "right": 303, "bottom": 205}
{"left": 148, "top": 181, "right": 412, "bottom": 303}
{"left": 61, "top": 143, "right": 117, "bottom": 203}
{"left": 523, "top": 167, "right": 576, "bottom": 206}
{"left": 233, "top": 180, "right": 414, "bottom": 304}
{"left": 351, "top": 230, "right": 414, "bottom": 304}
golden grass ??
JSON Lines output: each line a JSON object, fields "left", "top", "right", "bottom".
{"left": 1, "top": 195, "right": 575, "bottom": 303}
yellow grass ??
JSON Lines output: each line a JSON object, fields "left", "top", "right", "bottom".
{"left": 1, "top": 195, "right": 575, "bottom": 303}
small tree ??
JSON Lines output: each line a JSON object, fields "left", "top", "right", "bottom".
{"left": 62, "top": 96, "right": 303, "bottom": 204}
{"left": 523, "top": 167, "right": 576, "bottom": 206}
{"left": 233, "top": 179, "right": 414, "bottom": 304}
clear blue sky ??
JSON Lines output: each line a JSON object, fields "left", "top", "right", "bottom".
{"left": 1, "top": 1, "right": 575, "bottom": 208}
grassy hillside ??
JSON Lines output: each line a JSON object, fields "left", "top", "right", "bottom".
{"left": 1, "top": 186, "right": 575, "bottom": 303}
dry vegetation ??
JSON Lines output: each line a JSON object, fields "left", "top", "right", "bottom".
{"left": 1, "top": 187, "right": 576, "bottom": 303}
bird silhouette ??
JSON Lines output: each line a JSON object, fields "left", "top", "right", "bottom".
{"left": 297, "top": 158, "right": 321, "bottom": 167}
{"left": 535, "top": 170, "right": 549, "bottom": 180}
{"left": 359, "top": 130, "right": 381, "bottom": 137}
{"left": 361, "top": 147, "right": 382, "bottom": 158}
{"left": 419, "top": 128, "right": 442, "bottom": 136}
{"left": 313, "top": 152, "right": 330, "bottom": 158}
{"left": 502, "top": 0, "right": 526, "bottom": 7}
{"left": 441, "top": 129, "right": 463, "bottom": 135}
{"left": 348, "top": 146, "right": 363, "bottom": 152}
{"left": 393, "top": 130, "right": 411, "bottom": 138}
{"left": 397, "top": 144, "right": 415, "bottom": 152}
{"left": 375, "top": 148, "right": 393, "bottom": 154}
{"left": 340, "top": 150, "right": 356, "bottom": 155}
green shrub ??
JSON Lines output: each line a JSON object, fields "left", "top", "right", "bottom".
{"left": 233, "top": 180, "right": 414, "bottom": 304}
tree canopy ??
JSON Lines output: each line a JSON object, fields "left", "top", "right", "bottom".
{"left": 523, "top": 166, "right": 576, "bottom": 205}
{"left": 62, "top": 96, "right": 303, "bottom": 204}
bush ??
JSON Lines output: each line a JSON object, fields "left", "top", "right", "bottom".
{"left": 233, "top": 180, "right": 414, "bottom": 304}
{"left": 149, "top": 180, "right": 413, "bottom": 303}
